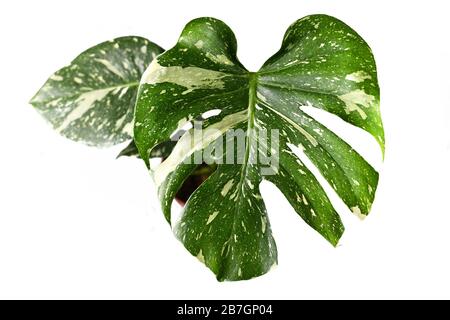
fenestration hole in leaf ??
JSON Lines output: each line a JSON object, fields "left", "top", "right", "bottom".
{"left": 300, "top": 105, "right": 383, "bottom": 171}
{"left": 174, "top": 163, "right": 217, "bottom": 205}
{"left": 201, "top": 109, "right": 222, "bottom": 119}
{"left": 286, "top": 142, "right": 354, "bottom": 221}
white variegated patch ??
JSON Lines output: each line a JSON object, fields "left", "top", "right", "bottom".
{"left": 221, "top": 179, "right": 234, "bottom": 196}
{"left": 142, "top": 59, "right": 230, "bottom": 95}
{"left": 56, "top": 88, "right": 112, "bottom": 133}
{"left": 345, "top": 71, "right": 372, "bottom": 83}
{"left": 338, "top": 89, "right": 376, "bottom": 120}
{"left": 205, "top": 52, "right": 234, "bottom": 66}
{"left": 206, "top": 211, "right": 219, "bottom": 225}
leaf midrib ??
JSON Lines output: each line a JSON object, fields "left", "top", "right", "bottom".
{"left": 217, "top": 72, "right": 258, "bottom": 279}
{"left": 257, "top": 80, "right": 343, "bottom": 97}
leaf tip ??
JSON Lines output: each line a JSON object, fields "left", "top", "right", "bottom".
{"left": 377, "top": 133, "right": 386, "bottom": 160}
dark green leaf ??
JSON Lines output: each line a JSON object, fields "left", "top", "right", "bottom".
{"left": 134, "top": 15, "right": 383, "bottom": 281}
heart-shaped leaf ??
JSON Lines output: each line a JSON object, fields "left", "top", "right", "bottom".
{"left": 134, "top": 15, "right": 384, "bottom": 281}
{"left": 30, "top": 37, "right": 163, "bottom": 146}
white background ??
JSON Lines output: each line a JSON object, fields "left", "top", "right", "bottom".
{"left": 1, "top": 0, "right": 450, "bottom": 299}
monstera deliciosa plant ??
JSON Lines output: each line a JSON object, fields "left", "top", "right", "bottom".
{"left": 30, "top": 15, "right": 383, "bottom": 281}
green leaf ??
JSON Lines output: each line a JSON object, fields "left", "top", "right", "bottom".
{"left": 134, "top": 15, "right": 384, "bottom": 281}
{"left": 30, "top": 36, "right": 164, "bottom": 146}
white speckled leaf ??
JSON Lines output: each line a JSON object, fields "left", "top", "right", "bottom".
{"left": 134, "top": 15, "right": 384, "bottom": 281}
{"left": 30, "top": 37, "right": 163, "bottom": 146}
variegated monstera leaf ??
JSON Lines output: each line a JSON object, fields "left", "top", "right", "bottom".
{"left": 30, "top": 37, "right": 163, "bottom": 146}
{"left": 135, "top": 15, "right": 384, "bottom": 281}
